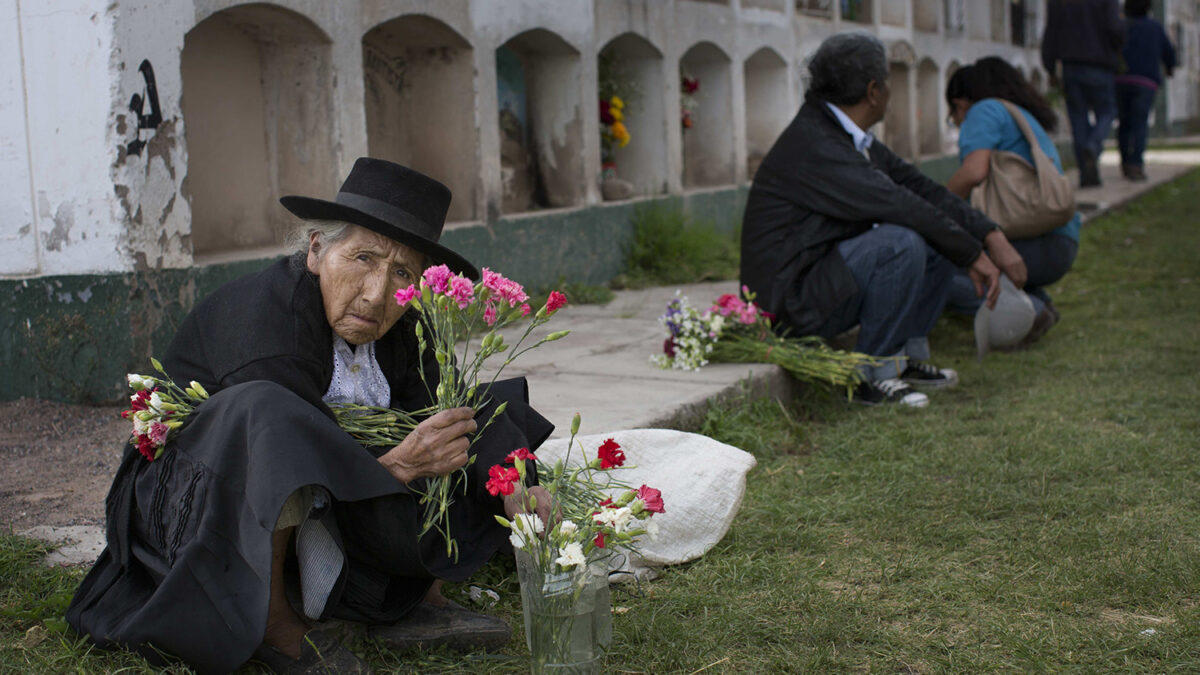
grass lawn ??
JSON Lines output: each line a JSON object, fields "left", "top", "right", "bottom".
{"left": 3, "top": 171, "right": 1199, "bottom": 673}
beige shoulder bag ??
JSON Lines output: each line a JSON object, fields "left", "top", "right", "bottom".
{"left": 969, "top": 99, "right": 1076, "bottom": 239}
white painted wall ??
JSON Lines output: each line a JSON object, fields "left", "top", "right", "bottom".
{"left": 3, "top": 0, "right": 1198, "bottom": 279}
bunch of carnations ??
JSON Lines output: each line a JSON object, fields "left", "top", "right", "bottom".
{"left": 122, "top": 358, "right": 209, "bottom": 461}
{"left": 385, "top": 264, "right": 570, "bottom": 558}
{"left": 680, "top": 73, "right": 700, "bottom": 129}
{"left": 491, "top": 414, "right": 665, "bottom": 574}
{"left": 652, "top": 288, "right": 873, "bottom": 392}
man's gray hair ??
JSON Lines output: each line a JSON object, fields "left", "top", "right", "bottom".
{"left": 286, "top": 219, "right": 353, "bottom": 261}
{"left": 807, "top": 32, "right": 888, "bottom": 105}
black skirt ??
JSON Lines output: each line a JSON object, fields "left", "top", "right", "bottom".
{"left": 66, "top": 379, "right": 551, "bottom": 674}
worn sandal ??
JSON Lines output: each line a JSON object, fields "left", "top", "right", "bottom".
{"left": 367, "top": 599, "right": 511, "bottom": 653}
{"left": 250, "top": 628, "right": 372, "bottom": 674}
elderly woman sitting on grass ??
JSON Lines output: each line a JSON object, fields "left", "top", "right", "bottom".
{"left": 66, "top": 159, "right": 554, "bottom": 674}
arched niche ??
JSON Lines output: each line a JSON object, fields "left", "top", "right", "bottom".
{"left": 913, "top": 0, "right": 938, "bottom": 32}
{"left": 944, "top": 60, "right": 962, "bottom": 154}
{"left": 743, "top": 47, "right": 790, "bottom": 179}
{"left": 742, "top": 0, "right": 786, "bottom": 10}
{"left": 917, "top": 58, "right": 941, "bottom": 156}
{"left": 181, "top": 3, "right": 336, "bottom": 258}
{"left": 881, "top": 2, "right": 906, "bottom": 27}
{"left": 598, "top": 33, "right": 668, "bottom": 197}
{"left": 841, "top": 0, "right": 872, "bottom": 23}
{"left": 363, "top": 15, "right": 477, "bottom": 223}
{"left": 884, "top": 61, "right": 914, "bottom": 159}
{"left": 495, "top": 29, "right": 585, "bottom": 214}
{"left": 680, "top": 41, "right": 735, "bottom": 188}
{"left": 1031, "top": 68, "right": 1044, "bottom": 93}
{"left": 797, "top": 0, "right": 835, "bottom": 18}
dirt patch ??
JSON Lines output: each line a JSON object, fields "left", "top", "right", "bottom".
{"left": 0, "top": 398, "right": 126, "bottom": 532}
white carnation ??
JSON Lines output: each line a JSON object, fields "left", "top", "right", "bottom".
{"left": 554, "top": 542, "right": 586, "bottom": 570}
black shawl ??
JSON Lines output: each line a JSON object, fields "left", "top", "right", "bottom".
{"left": 66, "top": 256, "right": 553, "bottom": 673}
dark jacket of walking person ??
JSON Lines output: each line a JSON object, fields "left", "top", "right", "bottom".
{"left": 1041, "top": 0, "right": 1125, "bottom": 187}
{"left": 945, "top": 58, "right": 1081, "bottom": 349}
{"left": 1116, "top": 0, "right": 1177, "bottom": 180}
{"left": 740, "top": 32, "right": 1019, "bottom": 407}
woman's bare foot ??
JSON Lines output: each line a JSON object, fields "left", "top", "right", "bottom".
{"left": 423, "top": 579, "right": 448, "bottom": 607}
{"left": 263, "top": 527, "right": 309, "bottom": 659}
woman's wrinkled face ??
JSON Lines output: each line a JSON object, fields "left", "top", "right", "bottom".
{"left": 306, "top": 225, "right": 425, "bottom": 345}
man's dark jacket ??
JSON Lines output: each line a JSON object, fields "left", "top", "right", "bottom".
{"left": 1041, "top": 0, "right": 1124, "bottom": 72}
{"left": 740, "top": 94, "right": 997, "bottom": 336}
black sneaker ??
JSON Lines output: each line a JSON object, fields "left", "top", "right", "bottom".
{"left": 853, "top": 378, "right": 929, "bottom": 407}
{"left": 901, "top": 361, "right": 959, "bottom": 389}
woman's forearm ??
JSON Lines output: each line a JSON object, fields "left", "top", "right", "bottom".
{"left": 947, "top": 148, "right": 992, "bottom": 200}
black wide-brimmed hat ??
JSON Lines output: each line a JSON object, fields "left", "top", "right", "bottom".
{"left": 281, "top": 158, "right": 478, "bottom": 279}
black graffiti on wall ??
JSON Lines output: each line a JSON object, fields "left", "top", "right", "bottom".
{"left": 125, "top": 59, "right": 162, "bottom": 157}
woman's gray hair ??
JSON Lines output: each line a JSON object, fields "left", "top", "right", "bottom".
{"left": 807, "top": 32, "right": 888, "bottom": 105}
{"left": 286, "top": 219, "right": 354, "bottom": 261}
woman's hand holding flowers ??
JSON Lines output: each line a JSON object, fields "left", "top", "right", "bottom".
{"left": 503, "top": 485, "right": 556, "bottom": 533}
{"left": 379, "top": 407, "right": 477, "bottom": 483}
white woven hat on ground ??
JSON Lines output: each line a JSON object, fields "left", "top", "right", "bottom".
{"left": 535, "top": 429, "right": 756, "bottom": 580}
{"left": 974, "top": 274, "right": 1036, "bottom": 359}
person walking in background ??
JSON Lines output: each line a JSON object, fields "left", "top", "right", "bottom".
{"left": 945, "top": 58, "right": 1081, "bottom": 349}
{"left": 1116, "top": 0, "right": 1177, "bottom": 181}
{"left": 1042, "top": 0, "right": 1125, "bottom": 188}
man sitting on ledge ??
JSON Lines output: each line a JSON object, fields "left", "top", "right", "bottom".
{"left": 740, "top": 31, "right": 1024, "bottom": 407}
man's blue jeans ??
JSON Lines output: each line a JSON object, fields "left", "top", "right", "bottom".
{"left": 1062, "top": 63, "right": 1117, "bottom": 167}
{"left": 1116, "top": 83, "right": 1158, "bottom": 168}
{"left": 818, "top": 225, "right": 955, "bottom": 381}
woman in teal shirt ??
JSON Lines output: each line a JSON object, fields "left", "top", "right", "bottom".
{"left": 944, "top": 57, "right": 1081, "bottom": 348}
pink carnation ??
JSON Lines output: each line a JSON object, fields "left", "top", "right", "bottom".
{"left": 545, "top": 290, "right": 568, "bottom": 315}
{"left": 520, "top": 303, "right": 531, "bottom": 317}
{"left": 447, "top": 275, "right": 475, "bottom": 309}
{"left": 423, "top": 265, "right": 453, "bottom": 294}
{"left": 394, "top": 284, "right": 420, "bottom": 306}
{"left": 483, "top": 302, "right": 498, "bottom": 326}
{"left": 481, "top": 268, "right": 528, "bottom": 307}
{"left": 148, "top": 421, "right": 170, "bottom": 446}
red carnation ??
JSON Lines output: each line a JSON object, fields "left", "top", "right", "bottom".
{"left": 683, "top": 77, "right": 700, "bottom": 94}
{"left": 663, "top": 337, "right": 677, "bottom": 357}
{"left": 636, "top": 484, "right": 665, "bottom": 513}
{"left": 599, "top": 99, "right": 615, "bottom": 125}
{"left": 505, "top": 447, "right": 538, "bottom": 463}
{"left": 594, "top": 531, "right": 606, "bottom": 548}
{"left": 485, "top": 464, "right": 520, "bottom": 497}
{"left": 546, "top": 290, "right": 568, "bottom": 315}
{"left": 597, "top": 438, "right": 625, "bottom": 469}
{"left": 136, "top": 434, "right": 157, "bottom": 462}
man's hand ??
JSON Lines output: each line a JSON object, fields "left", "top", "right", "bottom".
{"left": 503, "top": 485, "right": 556, "bottom": 530}
{"left": 984, "top": 230, "right": 1027, "bottom": 288}
{"left": 969, "top": 251, "right": 1002, "bottom": 310}
{"left": 377, "top": 407, "right": 476, "bottom": 484}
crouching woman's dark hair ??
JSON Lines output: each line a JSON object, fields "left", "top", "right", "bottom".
{"left": 807, "top": 32, "right": 888, "bottom": 106}
{"left": 945, "top": 57, "right": 1058, "bottom": 132}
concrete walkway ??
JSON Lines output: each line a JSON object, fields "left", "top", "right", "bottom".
{"left": 23, "top": 150, "right": 1200, "bottom": 566}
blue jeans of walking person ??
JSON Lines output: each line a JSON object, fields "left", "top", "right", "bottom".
{"left": 817, "top": 225, "right": 956, "bottom": 381}
{"left": 1116, "top": 83, "right": 1159, "bottom": 170}
{"left": 946, "top": 233, "right": 1078, "bottom": 316}
{"left": 1062, "top": 63, "right": 1117, "bottom": 170}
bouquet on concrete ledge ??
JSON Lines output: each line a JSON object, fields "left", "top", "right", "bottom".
{"left": 651, "top": 288, "right": 872, "bottom": 392}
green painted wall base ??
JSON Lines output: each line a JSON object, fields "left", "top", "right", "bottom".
{"left": 0, "top": 186, "right": 748, "bottom": 403}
